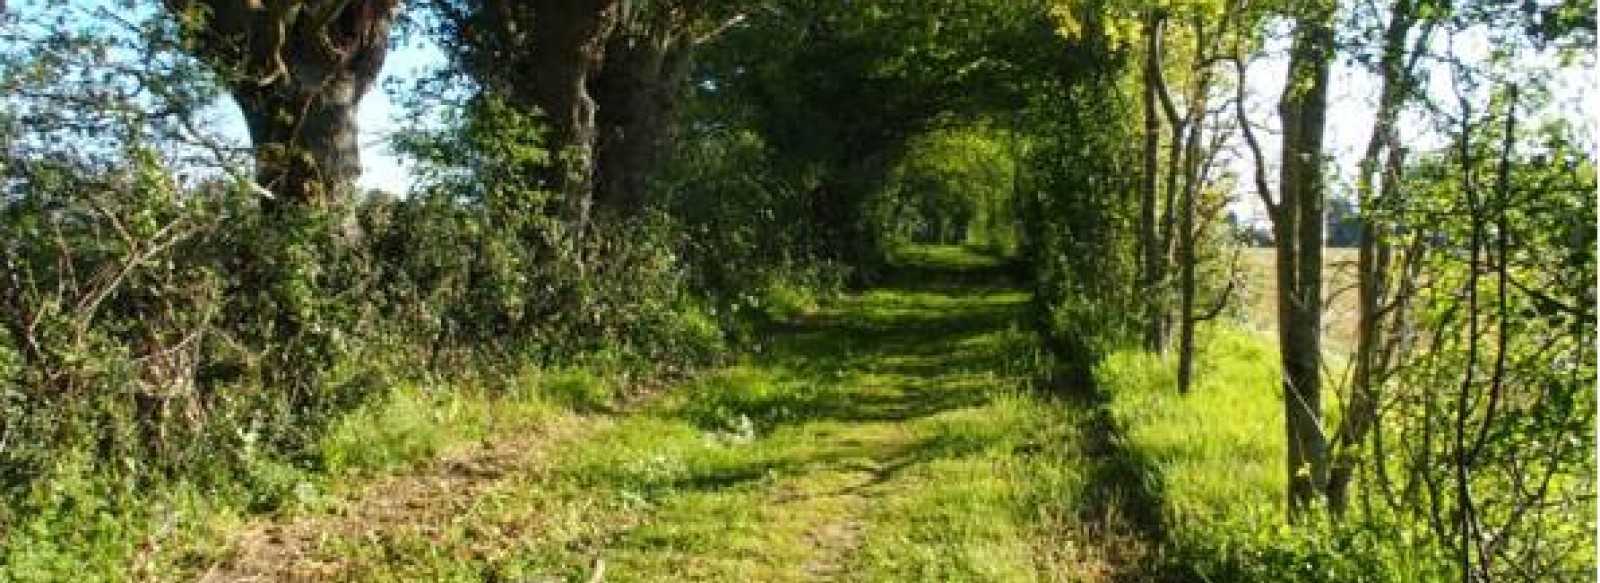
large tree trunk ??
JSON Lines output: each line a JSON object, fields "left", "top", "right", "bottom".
{"left": 1277, "top": 1, "right": 1336, "bottom": 517}
{"left": 163, "top": 1, "right": 396, "bottom": 393}
{"left": 440, "top": 0, "right": 621, "bottom": 238}
{"left": 525, "top": 0, "right": 620, "bottom": 237}
{"left": 233, "top": 75, "right": 363, "bottom": 212}
{"left": 165, "top": 0, "right": 397, "bottom": 207}
{"left": 592, "top": 27, "right": 694, "bottom": 217}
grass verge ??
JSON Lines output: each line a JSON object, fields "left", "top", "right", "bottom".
{"left": 1095, "top": 325, "right": 1452, "bottom": 582}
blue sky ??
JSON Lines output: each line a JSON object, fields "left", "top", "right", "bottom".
{"left": 3, "top": 0, "right": 443, "bottom": 192}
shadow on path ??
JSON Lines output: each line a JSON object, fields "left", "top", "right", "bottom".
{"left": 1036, "top": 364, "right": 1175, "bottom": 581}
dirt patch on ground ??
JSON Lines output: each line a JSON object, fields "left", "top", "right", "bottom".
{"left": 801, "top": 518, "right": 867, "bottom": 578}
{"left": 190, "top": 415, "right": 596, "bottom": 583}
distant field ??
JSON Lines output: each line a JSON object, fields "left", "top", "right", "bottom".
{"left": 1234, "top": 247, "right": 1360, "bottom": 348}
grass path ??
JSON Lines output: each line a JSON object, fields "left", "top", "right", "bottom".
{"left": 172, "top": 247, "right": 1139, "bottom": 582}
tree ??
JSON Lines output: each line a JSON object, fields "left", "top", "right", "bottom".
{"left": 1168, "top": 10, "right": 1223, "bottom": 395}
{"left": 432, "top": 0, "right": 622, "bottom": 237}
{"left": 1115, "top": 0, "right": 1243, "bottom": 393}
{"left": 1138, "top": 9, "right": 1167, "bottom": 352}
{"left": 591, "top": 3, "right": 692, "bottom": 216}
{"left": 1274, "top": 0, "right": 1335, "bottom": 516}
{"left": 1323, "top": 0, "right": 1434, "bottom": 517}
{"left": 1233, "top": 0, "right": 1337, "bottom": 515}
{"left": 163, "top": 0, "right": 400, "bottom": 210}
{"left": 591, "top": 0, "right": 744, "bottom": 217}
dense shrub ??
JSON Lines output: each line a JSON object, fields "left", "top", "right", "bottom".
{"left": 0, "top": 89, "right": 728, "bottom": 577}
{"left": 1019, "top": 80, "right": 1141, "bottom": 381}
{"left": 386, "top": 96, "right": 727, "bottom": 371}
{"left": 0, "top": 153, "right": 435, "bottom": 501}
{"left": 657, "top": 127, "right": 848, "bottom": 331}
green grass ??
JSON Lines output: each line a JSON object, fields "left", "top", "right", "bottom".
{"left": 1098, "top": 326, "right": 1285, "bottom": 520}
{"left": 317, "top": 369, "right": 603, "bottom": 477}
{"left": 506, "top": 276, "right": 1086, "bottom": 582}
{"left": 889, "top": 244, "right": 1011, "bottom": 271}
{"left": 0, "top": 365, "right": 616, "bottom": 583}
{"left": 4, "top": 243, "right": 1458, "bottom": 582}
{"left": 14, "top": 244, "right": 1231, "bottom": 581}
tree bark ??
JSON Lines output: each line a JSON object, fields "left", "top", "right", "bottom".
{"left": 165, "top": 0, "right": 397, "bottom": 208}
{"left": 1277, "top": 0, "right": 1336, "bottom": 517}
{"left": 527, "top": 0, "right": 620, "bottom": 236}
{"left": 233, "top": 75, "right": 362, "bottom": 213}
{"left": 1152, "top": 23, "right": 1187, "bottom": 348}
{"left": 592, "top": 24, "right": 694, "bottom": 217}
{"left": 1139, "top": 11, "right": 1168, "bottom": 353}
{"left": 1175, "top": 20, "right": 1212, "bottom": 395}
{"left": 441, "top": 0, "right": 621, "bottom": 237}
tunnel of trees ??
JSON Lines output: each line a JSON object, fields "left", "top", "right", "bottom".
{"left": 0, "top": 0, "right": 1594, "bottom": 580}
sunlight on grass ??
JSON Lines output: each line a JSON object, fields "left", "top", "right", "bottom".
{"left": 303, "top": 252, "right": 1093, "bottom": 582}
{"left": 888, "top": 244, "right": 1010, "bottom": 271}
{"left": 850, "top": 395, "right": 1053, "bottom": 582}
{"left": 1098, "top": 326, "right": 1285, "bottom": 520}
{"left": 320, "top": 370, "right": 602, "bottom": 477}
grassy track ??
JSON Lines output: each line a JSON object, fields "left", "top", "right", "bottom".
{"left": 163, "top": 247, "right": 1142, "bottom": 582}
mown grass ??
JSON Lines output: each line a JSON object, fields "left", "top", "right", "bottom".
{"left": 318, "top": 370, "right": 599, "bottom": 477}
{"left": 15, "top": 244, "right": 1245, "bottom": 582}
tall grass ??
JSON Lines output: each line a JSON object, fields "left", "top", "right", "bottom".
{"left": 1099, "top": 328, "right": 1284, "bottom": 518}
{"left": 1095, "top": 325, "right": 1453, "bottom": 582}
